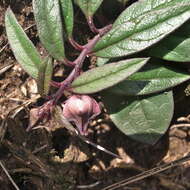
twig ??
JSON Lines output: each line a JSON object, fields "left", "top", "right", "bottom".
{"left": 0, "top": 160, "right": 20, "bottom": 190}
{"left": 170, "top": 123, "right": 190, "bottom": 130}
{"left": 0, "top": 64, "right": 13, "bottom": 76}
{"left": 102, "top": 153, "right": 190, "bottom": 190}
{"left": 76, "top": 181, "right": 101, "bottom": 189}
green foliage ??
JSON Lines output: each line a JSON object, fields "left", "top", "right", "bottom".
{"left": 33, "top": 0, "right": 65, "bottom": 60}
{"left": 60, "top": 0, "right": 74, "bottom": 37}
{"left": 37, "top": 57, "right": 53, "bottom": 96}
{"left": 71, "top": 58, "right": 149, "bottom": 94}
{"left": 107, "top": 60, "right": 190, "bottom": 96}
{"left": 94, "top": 0, "right": 190, "bottom": 58}
{"left": 102, "top": 91, "right": 174, "bottom": 144}
{"left": 5, "top": 8, "right": 42, "bottom": 79}
{"left": 74, "top": 0, "right": 104, "bottom": 17}
{"left": 5, "top": 0, "right": 190, "bottom": 144}
{"left": 148, "top": 21, "right": 190, "bottom": 62}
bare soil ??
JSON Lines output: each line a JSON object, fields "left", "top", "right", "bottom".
{"left": 1, "top": 1, "right": 190, "bottom": 190}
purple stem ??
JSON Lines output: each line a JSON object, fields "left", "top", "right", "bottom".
{"left": 53, "top": 34, "right": 101, "bottom": 104}
{"left": 39, "top": 22, "right": 112, "bottom": 117}
{"left": 68, "top": 37, "right": 84, "bottom": 51}
{"left": 87, "top": 16, "right": 112, "bottom": 36}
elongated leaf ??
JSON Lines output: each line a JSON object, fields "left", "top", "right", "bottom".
{"left": 74, "top": 0, "right": 103, "bottom": 17}
{"left": 108, "top": 61, "right": 190, "bottom": 96}
{"left": 148, "top": 21, "right": 190, "bottom": 62}
{"left": 33, "top": 0, "right": 65, "bottom": 60}
{"left": 37, "top": 57, "right": 53, "bottom": 96}
{"left": 102, "top": 91, "right": 174, "bottom": 144}
{"left": 71, "top": 58, "right": 149, "bottom": 94}
{"left": 94, "top": 0, "right": 190, "bottom": 58}
{"left": 5, "top": 8, "right": 41, "bottom": 79}
{"left": 96, "top": 57, "right": 110, "bottom": 66}
{"left": 60, "top": 0, "right": 74, "bottom": 37}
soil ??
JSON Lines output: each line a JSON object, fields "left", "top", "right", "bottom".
{"left": 0, "top": 1, "right": 190, "bottom": 190}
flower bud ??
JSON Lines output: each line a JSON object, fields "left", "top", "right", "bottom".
{"left": 63, "top": 95, "right": 101, "bottom": 135}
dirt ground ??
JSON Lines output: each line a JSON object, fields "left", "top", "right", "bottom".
{"left": 1, "top": 1, "right": 190, "bottom": 190}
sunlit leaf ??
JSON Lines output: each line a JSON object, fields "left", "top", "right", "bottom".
{"left": 71, "top": 58, "right": 149, "bottom": 94}
{"left": 94, "top": 0, "right": 190, "bottom": 58}
{"left": 5, "top": 8, "right": 41, "bottom": 79}
{"left": 33, "top": 0, "right": 65, "bottom": 60}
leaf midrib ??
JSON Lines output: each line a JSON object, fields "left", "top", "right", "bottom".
{"left": 95, "top": 2, "right": 190, "bottom": 52}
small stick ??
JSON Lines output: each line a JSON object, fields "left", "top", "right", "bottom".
{"left": 0, "top": 161, "right": 20, "bottom": 190}
{"left": 102, "top": 153, "right": 190, "bottom": 190}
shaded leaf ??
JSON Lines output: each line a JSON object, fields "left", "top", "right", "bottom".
{"left": 102, "top": 91, "right": 174, "bottom": 144}
{"left": 108, "top": 61, "right": 190, "bottom": 96}
{"left": 71, "top": 58, "right": 149, "bottom": 94}
{"left": 37, "top": 57, "right": 53, "bottom": 96}
{"left": 60, "top": 0, "right": 74, "bottom": 37}
{"left": 94, "top": 0, "right": 190, "bottom": 58}
{"left": 33, "top": 0, "right": 65, "bottom": 60}
{"left": 148, "top": 21, "right": 190, "bottom": 62}
{"left": 74, "top": 0, "right": 103, "bottom": 17}
{"left": 5, "top": 8, "right": 41, "bottom": 79}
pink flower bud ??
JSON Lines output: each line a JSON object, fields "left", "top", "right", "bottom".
{"left": 63, "top": 95, "right": 101, "bottom": 135}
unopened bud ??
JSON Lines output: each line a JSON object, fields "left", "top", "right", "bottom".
{"left": 63, "top": 95, "right": 101, "bottom": 135}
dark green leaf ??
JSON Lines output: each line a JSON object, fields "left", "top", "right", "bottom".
{"left": 37, "top": 57, "right": 53, "bottom": 96}
{"left": 108, "top": 61, "right": 190, "bottom": 96}
{"left": 74, "top": 0, "right": 103, "bottom": 17}
{"left": 60, "top": 0, "right": 74, "bottom": 37}
{"left": 33, "top": 0, "right": 65, "bottom": 60}
{"left": 5, "top": 8, "right": 41, "bottom": 79}
{"left": 148, "top": 21, "right": 190, "bottom": 62}
{"left": 94, "top": 0, "right": 190, "bottom": 58}
{"left": 71, "top": 58, "right": 149, "bottom": 94}
{"left": 102, "top": 91, "right": 174, "bottom": 144}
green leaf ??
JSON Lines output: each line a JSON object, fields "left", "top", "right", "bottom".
{"left": 60, "top": 0, "right": 74, "bottom": 37}
{"left": 33, "top": 0, "right": 65, "bottom": 61}
{"left": 37, "top": 57, "right": 53, "bottom": 96}
{"left": 102, "top": 91, "right": 174, "bottom": 144}
{"left": 148, "top": 21, "right": 190, "bottom": 62}
{"left": 5, "top": 8, "right": 41, "bottom": 79}
{"left": 71, "top": 58, "right": 149, "bottom": 94}
{"left": 96, "top": 57, "right": 110, "bottom": 66}
{"left": 74, "top": 0, "right": 103, "bottom": 17}
{"left": 107, "top": 61, "right": 190, "bottom": 96}
{"left": 94, "top": 0, "right": 190, "bottom": 58}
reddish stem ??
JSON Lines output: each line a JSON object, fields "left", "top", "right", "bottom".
{"left": 53, "top": 34, "right": 101, "bottom": 104}
{"left": 68, "top": 37, "right": 84, "bottom": 51}
{"left": 87, "top": 16, "right": 112, "bottom": 36}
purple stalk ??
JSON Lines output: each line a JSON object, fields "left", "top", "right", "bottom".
{"left": 53, "top": 34, "right": 101, "bottom": 104}
{"left": 87, "top": 16, "right": 112, "bottom": 36}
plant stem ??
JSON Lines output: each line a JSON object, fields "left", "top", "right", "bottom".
{"left": 68, "top": 37, "right": 84, "bottom": 51}
{"left": 87, "top": 16, "right": 112, "bottom": 36}
{"left": 53, "top": 34, "right": 101, "bottom": 104}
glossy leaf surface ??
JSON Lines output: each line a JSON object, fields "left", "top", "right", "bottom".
{"left": 94, "top": 0, "right": 190, "bottom": 58}
{"left": 148, "top": 21, "right": 190, "bottom": 62}
{"left": 71, "top": 58, "right": 149, "bottom": 94}
{"left": 102, "top": 91, "right": 174, "bottom": 144}
{"left": 33, "top": 0, "right": 65, "bottom": 60}
{"left": 5, "top": 8, "right": 41, "bottom": 79}
{"left": 108, "top": 61, "right": 190, "bottom": 96}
